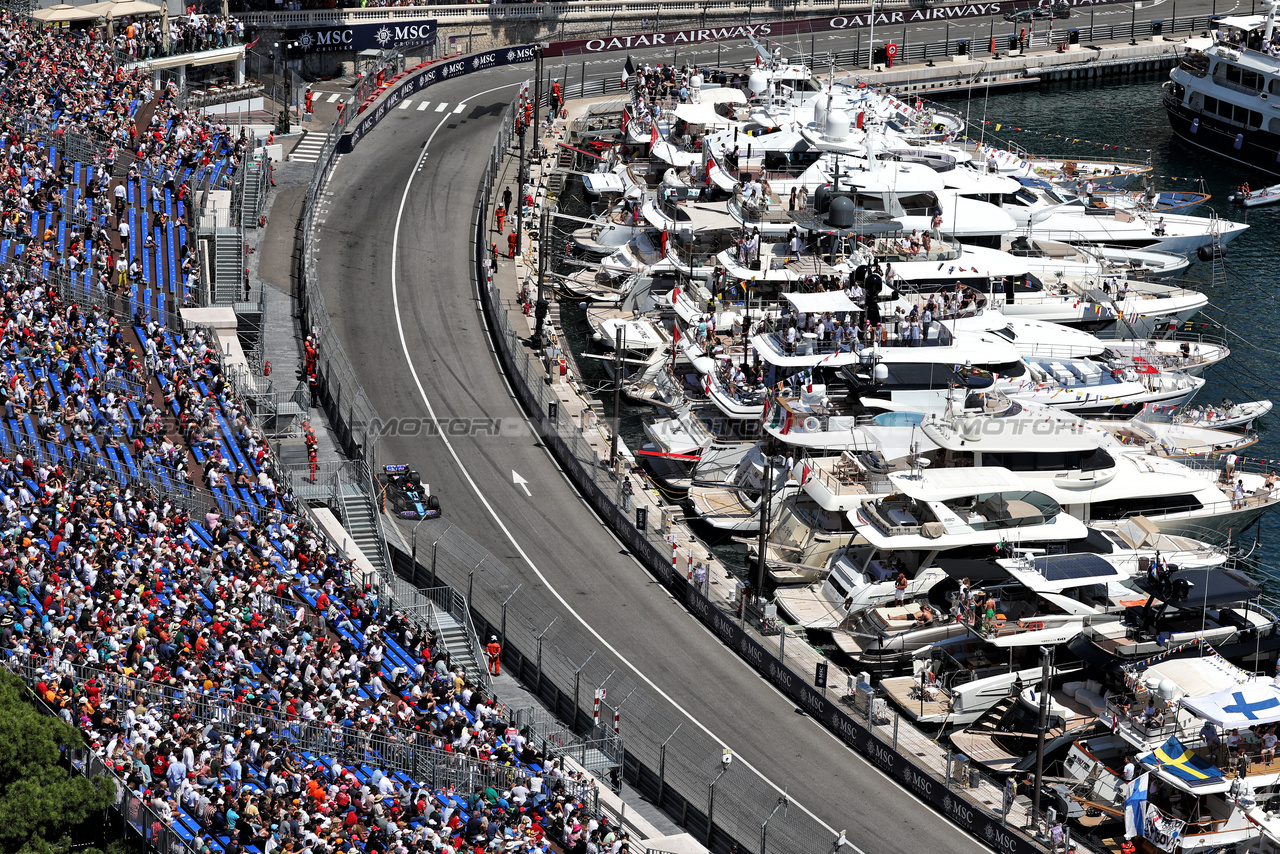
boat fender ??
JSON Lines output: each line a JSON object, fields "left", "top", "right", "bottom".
{"left": 1190, "top": 118, "right": 1199, "bottom": 134}
{"left": 1197, "top": 244, "right": 1225, "bottom": 262}
{"left": 1234, "top": 133, "right": 1244, "bottom": 150}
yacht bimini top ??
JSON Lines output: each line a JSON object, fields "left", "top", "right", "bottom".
{"left": 1134, "top": 567, "right": 1263, "bottom": 609}
{"left": 997, "top": 553, "right": 1126, "bottom": 593}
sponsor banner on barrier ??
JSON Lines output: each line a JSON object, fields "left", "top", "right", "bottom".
{"left": 278, "top": 19, "right": 439, "bottom": 53}
{"left": 344, "top": 45, "right": 536, "bottom": 151}
{"left": 543, "top": 0, "right": 1128, "bottom": 55}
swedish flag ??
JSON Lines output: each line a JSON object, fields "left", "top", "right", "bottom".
{"left": 1139, "top": 736, "right": 1225, "bottom": 785}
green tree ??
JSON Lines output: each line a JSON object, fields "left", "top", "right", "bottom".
{"left": 0, "top": 670, "right": 116, "bottom": 854}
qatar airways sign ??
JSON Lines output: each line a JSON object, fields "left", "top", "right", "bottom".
{"left": 543, "top": 0, "right": 1127, "bottom": 55}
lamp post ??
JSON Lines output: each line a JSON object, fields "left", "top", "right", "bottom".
{"left": 753, "top": 452, "right": 783, "bottom": 607}
{"left": 867, "top": 0, "right": 877, "bottom": 70}
{"left": 532, "top": 43, "right": 549, "bottom": 158}
{"left": 707, "top": 753, "right": 732, "bottom": 847}
{"left": 1032, "top": 645, "right": 1053, "bottom": 825}
{"left": 531, "top": 204, "right": 551, "bottom": 349}
{"left": 1130, "top": 1, "right": 1139, "bottom": 45}
{"left": 516, "top": 112, "right": 527, "bottom": 256}
{"left": 270, "top": 42, "right": 279, "bottom": 109}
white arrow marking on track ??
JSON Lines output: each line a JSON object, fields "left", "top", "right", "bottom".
{"left": 512, "top": 470, "right": 531, "bottom": 497}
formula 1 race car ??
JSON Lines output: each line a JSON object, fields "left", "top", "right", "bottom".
{"left": 1003, "top": 0, "right": 1070, "bottom": 21}
{"left": 380, "top": 464, "right": 441, "bottom": 519}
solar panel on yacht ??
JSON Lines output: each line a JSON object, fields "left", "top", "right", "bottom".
{"left": 1029, "top": 553, "right": 1122, "bottom": 582}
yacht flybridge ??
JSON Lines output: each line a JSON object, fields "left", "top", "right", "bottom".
{"left": 1165, "top": 0, "right": 1280, "bottom": 175}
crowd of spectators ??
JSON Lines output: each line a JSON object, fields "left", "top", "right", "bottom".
{"left": 0, "top": 13, "right": 622, "bottom": 854}
{"left": 110, "top": 14, "right": 247, "bottom": 61}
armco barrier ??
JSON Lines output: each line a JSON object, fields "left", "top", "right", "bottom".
{"left": 341, "top": 45, "right": 536, "bottom": 152}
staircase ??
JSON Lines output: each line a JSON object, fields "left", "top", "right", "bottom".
{"left": 212, "top": 230, "right": 244, "bottom": 304}
{"left": 338, "top": 482, "right": 389, "bottom": 574}
{"left": 241, "top": 153, "right": 268, "bottom": 229}
{"left": 431, "top": 607, "right": 483, "bottom": 679}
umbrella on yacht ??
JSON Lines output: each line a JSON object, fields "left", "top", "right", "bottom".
{"left": 160, "top": 0, "right": 169, "bottom": 54}
{"left": 32, "top": 4, "right": 102, "bottom": 22}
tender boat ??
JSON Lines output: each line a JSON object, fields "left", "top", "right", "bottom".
{"left": 1229, "top": 181, "right": 1280, "bottom": 206}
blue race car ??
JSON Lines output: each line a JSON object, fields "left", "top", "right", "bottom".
{"left": 381, "top": 464, "right": 441, "bottom": 519}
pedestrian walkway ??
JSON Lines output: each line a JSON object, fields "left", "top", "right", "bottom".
{"left": 289, "top": 131, "right": 329, "bottom": 163}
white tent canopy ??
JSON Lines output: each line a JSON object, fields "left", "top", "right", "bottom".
{"left": 1180, "top": 680, "right": 1280, "bottom": 728}
{"left": 32, "top": 3, "right": 102, "bottom": 22}
{"left": 782, "top": 290, "right": 861, "bottom": 316}
{"left": 78, "top": 0, "right": 163, "bottom": 17}
{"left": 672, "top": 102, "right": 734, "bottom": 128}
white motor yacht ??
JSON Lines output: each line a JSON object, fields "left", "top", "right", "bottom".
{"left": 773, "top": 466, "right": 1090, "bottom": 630}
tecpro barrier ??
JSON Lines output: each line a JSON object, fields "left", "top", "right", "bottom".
{"left": 340, "top": 45, "right": 536, "bottom": 152}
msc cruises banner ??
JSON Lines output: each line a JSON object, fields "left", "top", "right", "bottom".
{"left": 341, "top": 45, "right": 536, "bottom": 152}
{"left": 544, "top": 0, "right": 1128, "bottom": 55}
{"left": 281, "top": 19, "right": 438, "bottom": 53}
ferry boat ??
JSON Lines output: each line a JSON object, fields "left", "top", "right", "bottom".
{"left": 1164, "top": 0, "right": 1280, "bottom": 176}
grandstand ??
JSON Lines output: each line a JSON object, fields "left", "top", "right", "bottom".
{"left": 0, "top": 10, "right": 623, "bottom": 854}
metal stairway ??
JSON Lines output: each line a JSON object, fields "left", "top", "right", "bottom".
{"left": 431, "top": 608, "right": 483, "bottom": 678}
{"left": 212, "top": 231, "right": 244, "bottom": 304}
{"left": 338, "top": 482, "right": 389, "bottom": 574}
{"left": 241, "top": 157, "right": 264, "bottom": 229}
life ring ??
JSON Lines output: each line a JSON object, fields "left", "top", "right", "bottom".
{"left": 1025, "top": 620, "right": 1045, "bottom": 632}
{"left": 803, "top": 416, "right": 821, "bottom": 432}
{"left": 886, "top": 43, "right": 899, "bottom": 57}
